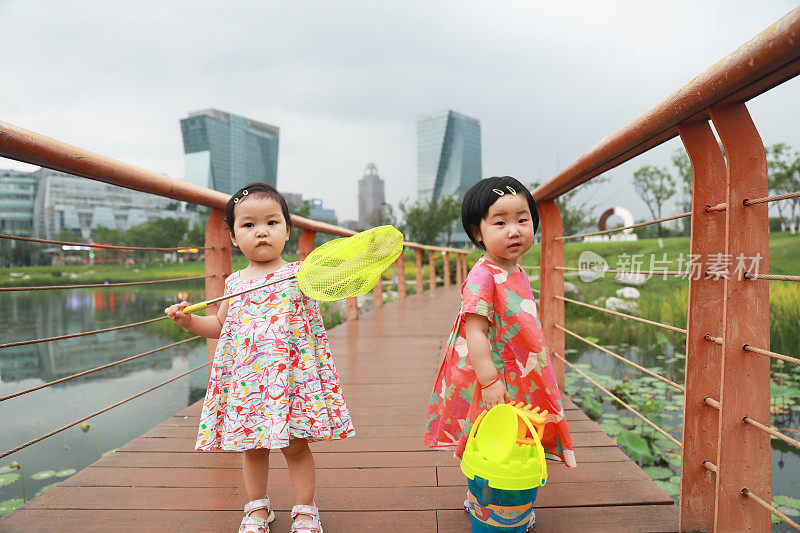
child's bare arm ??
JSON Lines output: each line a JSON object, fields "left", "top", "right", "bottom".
{"left": 465, "top": 313, "right": 510, "bottom": 409}
{"left": 164, "top": 298, "right": 228, "bottom": 339}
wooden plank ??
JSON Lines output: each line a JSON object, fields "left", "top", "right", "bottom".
{"left": 0, "top": 510, "right": 437, "bottom": 532}
{"left": 60, "top": 466, "right": 435, "bottom": 488}
{"left": 21, "top": 481, "right": 673, "bottom": 511}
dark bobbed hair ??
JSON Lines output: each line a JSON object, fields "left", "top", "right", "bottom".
{"left": 224, "top": 182, "right": 292, "bottom": 232}
{"left": 461, "top": 176, "right": 539, "bottom": 249}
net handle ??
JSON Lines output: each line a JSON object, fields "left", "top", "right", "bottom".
{"left": 181, "top": 275, "right": 297, "bottom": 314}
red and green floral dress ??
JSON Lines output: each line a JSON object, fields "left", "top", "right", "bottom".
{"left": 423, "top": 256, "right": 576, "bottom": 466}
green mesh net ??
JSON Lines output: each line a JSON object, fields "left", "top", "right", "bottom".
{"left": 298, "top": 225, "right": 404, "bottom": 302}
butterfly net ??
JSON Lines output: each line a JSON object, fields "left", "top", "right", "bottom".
{"left": 297, "top": 225, "right": 405, "bottom": 302}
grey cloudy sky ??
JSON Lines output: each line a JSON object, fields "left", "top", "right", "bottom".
{"left": 1, "top": 1, "right": 798, "bottom": 223}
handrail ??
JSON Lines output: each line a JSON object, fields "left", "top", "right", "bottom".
{"left": 532, "top": 8, "right": 800, "bottom": 200}
{"left": 0, "top": 232, "right": 208, "bottom": 252}
{"left": 0, "top": 275, "right": 212, "bottom": 292}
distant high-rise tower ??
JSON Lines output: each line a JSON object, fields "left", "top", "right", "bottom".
{"left": 358, "top": 163, "right": 386, "bottom": 227}
{"left": 180, "top": 108, "right": 279, "bottom": 195}
{"left": 416, "top": 110, "right": 482, "bottom": 202}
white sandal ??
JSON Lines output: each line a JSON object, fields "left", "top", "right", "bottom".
{"left": 290, "top": 503, "right": 323, "bottom": 533}
{"left": 239, "top": 498, "right": 276, "bottom": 533}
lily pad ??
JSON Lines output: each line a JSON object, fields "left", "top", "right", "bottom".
{"left": 643, "top": 466, "right": 673, "bottom": 480}
{"left": 617, "top": 431, "right": 654, "bottom": 463}
{"left": 0, "top": 473, "right": 20, "bottom": 487}
{"left": 31, "top": 470, "right": 56, "bottom": 480}
{"left": 669, "top": 475, "right": 681, "bottom": 485}
{"left": 654, "top": 480, "right": 680, "bottom": 496}
{"left": 35, "top": 482, "right": 60, "bottom": 497}
{"left": 0, "top": 465, "right": 16, "bottom": 474}
{"left": 0, "top": 498, "right": 24, "bottom": 516}
{"left": 54, "top": 469, "right": 76, "bottom": 477}
{"left": 776, "top": 506, "right": 800, "bottom": 517}
{"left": 773, "top": 495, "right": 800, "bottom": 510}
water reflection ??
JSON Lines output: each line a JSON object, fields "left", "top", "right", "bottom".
{"left": 0, "top": 285, "right": 208, "bottom": 506}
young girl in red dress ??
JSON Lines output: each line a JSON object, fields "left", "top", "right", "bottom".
{"left": 423, "top": 176, "right": 575, "bottom": 530}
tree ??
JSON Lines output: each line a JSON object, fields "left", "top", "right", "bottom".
{"left": 398, "top": 193, "right": 461, "bottom": 245}
{"left": 671, "top": 148, "right": 692, "bottom": 214}
{"left": 766, "top": 143, "right": 800, "bottom": 233}
{"left": 364, "top": 202, "right": 396, "bottom": 229}
{"left": 126, "top": 218, "right": 189, "bottom": 248}
{"left": 529, "top": 176, "right": 610, "bottom": 237}
{"left": 632, "top": 165, "right": 676, "bottom": 238}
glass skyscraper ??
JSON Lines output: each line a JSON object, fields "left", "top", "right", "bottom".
{"left": 416, "top": 110, "right": 482, "bottom": 202}
{"left": 180, "top": 109, "right": 279, "bottom": 195}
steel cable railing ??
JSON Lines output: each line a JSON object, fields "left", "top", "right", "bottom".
{"left": 744, "top": 272, "right": 800, "bottom": 282}
{"left": 744, "top": 191, "right": 800, "bottom": 206}
{"left": 556, "top": 266, "right": 685, "bottom": 277}
{"left": 0, "top": 274, "right": 213, "bottom": 292}
{"left": 743, "top": 343, "right": 800, "bottom": 366}
{"left": 0, "top": 232, "right": 208, "bottom": 252}
{"left": 555, "top": 294, "right": 688, "bottom": 334}
{"left": 742, "top": 416, "right": 800, "bottom": 450}
{"left": 741, "top": 488, "right": 800, "bottom": 532}
{"left": 0, "top": 336, "right": 202, "bottom": 403}
{"left": 0, "top": 316, "right": 168, "bottom": 349}
{"left": 555, "top": 212, "right": 692, "bottom": 241}
{"left": 0, "top": 362, "right": 209, "bottom": 460}
{"left": 555, "top": 324, "right": 684, "bottom": 391}
{"left": 551, "top": 350, "right": 682, "bottom": 448}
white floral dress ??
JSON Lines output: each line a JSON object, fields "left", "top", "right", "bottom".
{"left": 196, "top": 262, "right": 355, "bottom": 451}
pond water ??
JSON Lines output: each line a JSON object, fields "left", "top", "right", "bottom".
{"left": 0, "top": 284, "right": 208, "bottom": 512}
{"left": 564, "top": 334, "right": 800, "bottom": 532}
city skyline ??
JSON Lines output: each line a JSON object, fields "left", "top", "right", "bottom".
{"left": 1, "top": 2, "right": 798, "bottom": 222}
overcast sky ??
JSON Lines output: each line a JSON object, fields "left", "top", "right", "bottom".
{"left": 1, "top": 1, "right": 798, "bottom": 223}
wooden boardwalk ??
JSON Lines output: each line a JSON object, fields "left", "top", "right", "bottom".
{"left": 1, "top": 285, "right": 678, "bottom": 532}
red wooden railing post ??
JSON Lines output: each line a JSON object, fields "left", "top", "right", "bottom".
{"left": 678, "top": 119, "right": 727, "bottom": 532}
{"left": 429, "top": 250, "right": 436, "bottom": 291}
{"left": 709, "top": 103, "right": 771, "bottom": 532}
{"left": 455, "top": 251, "right": 463, "bottom": 285}
{"left": 373, "top": 276, "right": 383, "bottom": 309}
{"left": 204, "top": 209, "right": 232, "bottom": 369}
{"left": 397, "top": 248, "right": 406, "bottom": 299}
{"left": 298, "top": 229, "right": 315, "bottom": 260}
{"left": 443, "top": 251, "right": 450, "bottom": 287}
{"left": 538, "top": 201, "right": 565, "bottom": 391}
{"left": 415, "top": 249, "right": 424, "bottom": 294}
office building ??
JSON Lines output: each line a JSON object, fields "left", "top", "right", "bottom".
{"left": 358, "top": 163, "right": 386, "bottom": 227}
{"left": 0, "top": 169, "right": 39, "bottom": 235}
{"left": 31, "top": 169, "right": 198, "bottom": 240}
{"left": 181, "top": 108, "right": 279, "bottom": 195}
{"left": 416, "top": 110, "right": 482, "bottom": 202}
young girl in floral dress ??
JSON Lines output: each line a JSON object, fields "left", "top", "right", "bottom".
{"left": 166, "top": 182, "right": 353, "bottom": 533}
{"left": 424, "top": 176, "right": 575, "bottom": 530}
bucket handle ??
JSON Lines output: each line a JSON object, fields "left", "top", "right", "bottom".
{"left": 511, "top": 405, "right": 549, "bottom": 485}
